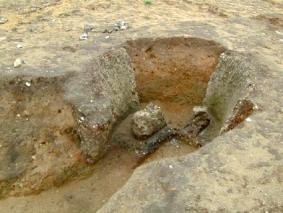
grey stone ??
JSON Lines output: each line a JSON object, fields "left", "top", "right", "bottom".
{"left": 84, "top": 24, "right": 94, "bottom": 33}
{"left": 118, "top": 20, "right": 126, "bottom": 27}
{"left": 132, "top": 103, "right": 166, "bottom": 139}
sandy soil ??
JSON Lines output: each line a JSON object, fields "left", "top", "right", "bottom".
{"left": 0, "top": 0, "right": 283, "bottom": 212}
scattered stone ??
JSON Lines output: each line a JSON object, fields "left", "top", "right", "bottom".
{"left": 0, "top": 17, "right": 8, "bottom": 24}
{"left": 79, "top": 32, "right": 88, "bottom": 40}
{"left": 118, "top": 20, "right": 125, "bottom": 27}
{"left": 17, "top": 44, "right": 22, "bottom": 49}
{"left": 116, "top": 20, "right": 128, "bottom": 30}
{"left": 84, "top": 24, "right": 94, "bottom": 33}
{"left": 132, "top": 102, "right": 166, "bottom": 139}
{"left": 112, "top": 24, "right": 120, "bottom": 31}
{"left": 103, "top": 20, "right": 128, "bottom": 33}
{"left": 14, "top": 59, "right": 22, "bottom": 68}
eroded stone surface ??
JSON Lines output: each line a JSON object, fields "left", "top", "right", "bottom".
{"left": 203, "top": 51, "right": 255, "bottom": 137}
{"left": 65, "top": 48, "right": 140, "bottom": 161}
{"left": 0, "top": 48, "right": 139, "bottom": 198}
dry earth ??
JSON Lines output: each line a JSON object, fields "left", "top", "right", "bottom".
{"left": 0, "top": 0, "right": 283, "bottom": 212}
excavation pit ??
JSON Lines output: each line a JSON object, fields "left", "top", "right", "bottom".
{"left": 0, "top": 37, "right": 255, "bottom": 207}
{"left": 111, "top": 37, "right": 254, "bottom": 156}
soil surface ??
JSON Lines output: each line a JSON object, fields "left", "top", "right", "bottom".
{"left": 1, "top": 0, "right": 283, "bottom": 212}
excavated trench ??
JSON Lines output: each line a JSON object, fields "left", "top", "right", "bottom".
{"left": 0, "top": 37, "right": 255, "bottom": 211}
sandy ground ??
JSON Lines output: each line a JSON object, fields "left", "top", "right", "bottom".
{"left": 0, "top": 0, "right": 283, "bottom": 212}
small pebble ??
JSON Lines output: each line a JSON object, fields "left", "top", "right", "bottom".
{"left": 19, "top": 183, "right": 24, "bottom": 188}
{"left": 118, "top": 20, "right": 125, "bottom": 27}
{"left": 79, "top": 32, "right": 88, "bottom": 40}
{"left": 170, "top": 138, "right": 178, "bottom": 146}
{"left": 84, "top": 24, "right": 94, "bottom": 33}
{"left": 0, "top": 17, "right": 8, "bottom": 24}
{"left": 112, "top": 20, "right": 128, "bottom": 31}
{"left": 112, "top": 25, "right": 120, "bottom": 31}
{"left": 245, "top": 117, "right": 252, "bottom": 122}
{"left": 17, "top": 44, "right": 22, "bottom": 49}
{"left": 14, "top": 58, "right": 22, "bottom": 68}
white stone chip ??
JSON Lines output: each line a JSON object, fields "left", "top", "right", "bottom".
{"left": 14, "top": 58, "right": 22, "bottom": 67}
{"left": 245, "top": 117, "right": 252, "bottom": 122}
